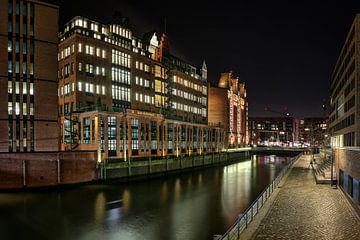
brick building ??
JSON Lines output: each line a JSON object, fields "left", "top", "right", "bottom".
{"left": 330, "top": 14, "right": 360, "bottom": 208}
{"left": 0, "top": 0, "right": 59, "bottom": 152}
{"left": 57, "top": 15, "right": 224, "bottom": 159}
{"left": 299, "top": 117, "right": 328, "bottom": 146}
{"left": 249, "top": 117, "right": 300, "bottom": 146}
{"left": 208, "top": 72, "right": 248, "bottom": 148}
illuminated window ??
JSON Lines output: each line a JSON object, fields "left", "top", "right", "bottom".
{"left": 15, "top": 102, "right": 20, "bottom": 115}
{"left": 29, "top": 83, "right": 33, "bottom": 95}
{"left": 8, "top": 102, "right": 13, "bottom": 115}
{"left": 78, "top": 82, "right": 82, "bottom": 91}
{"left": 30, "top": 103, "right": 34, "bottom": 116}
{"left": 96, "top": 48, "right": 100, "bottom": 57}
{"left": 23, "top": 83, "right": 27, "bottom": 95}
{"left": 15, "top": 82, "right": 20, "bottom": 94}
{"left": 91, "top": 23, "right": 98, "bottom": 32}
{"left": 8, "top": 81, "right": 12, "bottom": 94}
{"left": 78, "top": 43, "right": 82, "bottom": 52}
{"left": 102, "top": 86, "right": 106, "bottom": 95}
{"left": 102, "top": 50, "right": 106, "bottom": 58}
{"left": 8, "top": 40, "right": 12, "bottom": 52}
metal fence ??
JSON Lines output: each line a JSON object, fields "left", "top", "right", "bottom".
{"left": 218, "top": 153, "right": 303, "bottom": 240}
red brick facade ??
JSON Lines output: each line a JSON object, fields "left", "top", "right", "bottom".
{"left": 0, "top": 151, "right": 97, "bottom": 189}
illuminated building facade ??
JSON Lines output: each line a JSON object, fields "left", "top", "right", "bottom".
{"left": 208, "top": 72, "right": 248, "bottom": 148}
{"left": 330, "top": 15, "right": 360, "bottom": 206}
{"left": 57, "top": 15, "right": 224, "bottom": 159}
{"left": 0, "top": 0, "right": 59, "bottom": 152}
{"left": 249, "top": 117, "right": 299, "bottom": 146}
{"left": 299, "top": 117, "right": 328, "bottom": 146}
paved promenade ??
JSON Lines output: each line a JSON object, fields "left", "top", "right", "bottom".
{"left": 249, "top": 155, "right": 360, "bottom": 240}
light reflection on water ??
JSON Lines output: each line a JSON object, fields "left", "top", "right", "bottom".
{"left": 0, "top": 154, "right": 291, "bottom": 240}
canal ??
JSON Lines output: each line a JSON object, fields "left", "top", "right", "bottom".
{"left": 0, "top": 154, "right": 293, "bottom": 240}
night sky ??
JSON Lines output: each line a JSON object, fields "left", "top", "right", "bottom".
{"left": 46, "top": 0, "right": 360, "bottom": 118}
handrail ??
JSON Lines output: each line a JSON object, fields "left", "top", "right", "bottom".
{"left": 218, "top": 152, "right": 303, "bottom": 240}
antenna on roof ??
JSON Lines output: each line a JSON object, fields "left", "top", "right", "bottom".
{"left": 164, "top": 17, "right": 167, "bottom": 34}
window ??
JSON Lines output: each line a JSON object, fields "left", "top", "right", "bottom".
{"left": 131, "top": 118, "right": 138, "bottom": 153}
{"left": 30, "top": 63, "right": 34, "bottom": 75}
{"left": 83, "top": 118, "right": 90, "bottom": 144}
{"left": 78, "top": 62, "right": 82, "bottom": 72}
{"left": 91, "top": 23, "right": 98, "bottom": 32}
{"left": 8, "top": 40, "right": 12, "bottom": 52}
{"left": 96, "top": 85, "right": 100, "bottom": 94}
{"left": 96, "top": 48, "right": 101, "bottom": 57}
{"left": 30, "top": 103, "right": 34, "bottom": 116}
{"left": 102, "top": 86, "right": 106, "bottom": 95}
{"left": 8, "top": 21, "right": 13, "bottom": 33}
{"left": 8, "top": 1, "right": 12, "bottom": 14}
{"left": 85, "top": 83, "right": 94, "bottom": 93}
{"left": 23, "top": 83, "right": 27, "bottom": 94}
{"left": 23, "top": 42, "right": 27, "bottom": 55}
{"left": 8, "top": 81, "right": 12, "bottom": 94}
{"left": 111, "top": 49, "right": 131, "bottom": 68}
{"left": 15, "top": 82, "right": 19, "bottom": 94}
{"left": 8, "top": 61, "right": 12, "bottom": 73}
{"left": 86, "top": 64, "right": 94, "bottom": 74}
{"left": 78, "top": 43, "right": 82, "bottom": 52}
{"left": 15, "top": 102, "right": 20, "bottom": 115}
{"left": 29, "top": 83, "right": 34, "bottom": 95}
{"left": 15, "top": 61, "right": 19, "bottom": 74}
{"left": 22, "top": 57, "right": 29, "bottom": 75}
{"left": 108, "top": 116, "right": 117, "bottom": 156}
{"left": 78, "top": 82, "right": 82, "bottom": 91}
{"left": 101, "top": 67, "right": 105, "bottom": 76}
{"left": 102, "top": 50, "right": 106, "bottom": 58}
{"left": 8, "top": 102, "right": 13, "bottom": 115}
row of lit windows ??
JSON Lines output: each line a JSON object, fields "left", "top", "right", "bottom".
{"left": 58, "top": 45, "right": 75, "bottom": 60}
{"left": 172, "top": 88, "right": 202, "bottom": 104}
{"left": 135, "top": 61, "right": 151, "bottom": 73}
{"left": 8, "top": 102, "right": 34, "bottom": 116}
{"left": 135, "top": 76, "right": 150, "bottom": 88}
{"left": 8, "top": 61, "right": 34, "bottom": 75}
{"left": 109, "top": 24, "right": 132, "bottom": 39}
{"left": 173, "top": 75, "right": 202, "bottom": 92}
{"left": 155, "top": 80, "right": 167, "bottom": 94}
{"left": 155, "top": 65, "right": 166, "bottom": 79}
{"left": 8, "top": 81, "right": 34, "bottom": 95}
{"left": 58, "top": 82, "right": 106, "bottom": 96}
{"left": 172, "top": 102, "right": 202, "bottom": 115}
{"left": 112, "top": 67, "right": 131, "bottom": 84}
{"left": 112, "top": 49, "right": 131, "bottom": 67}
{"left": 78, "top": 44, "right": 106, "bottom": 58}
{"left": 70, "top": 18, "right": 132, "bottom": 39}
{"left": 112, "top": 86, "right": 131, "bottom": 102}
{"left": 8, "top": 40, "right": 33, "bottom": 55}
{"left": 135, "top": 93, "right": 154, "bottom": 104}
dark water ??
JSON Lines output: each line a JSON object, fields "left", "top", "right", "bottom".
{"left": 0, "top": 154, "right": 291, "bottom": 240}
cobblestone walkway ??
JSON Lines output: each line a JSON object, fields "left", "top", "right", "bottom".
{"left": 252, "top": 155, "right": 360, "bottom": 240}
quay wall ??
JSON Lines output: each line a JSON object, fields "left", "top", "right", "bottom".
{"left": 0, "top": 151, "right": 97, "bottom": 189}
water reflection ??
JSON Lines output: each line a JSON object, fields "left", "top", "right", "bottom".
{"left": 0, "top": 154, "right": 291, "bottom": 240}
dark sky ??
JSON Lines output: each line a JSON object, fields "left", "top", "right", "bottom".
{"left": 46, "top": 0, "right": 360, "bottom": 118}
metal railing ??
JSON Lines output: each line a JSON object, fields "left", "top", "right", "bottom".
{"left": 218, "top": 153, "right": 303, "bottom": 240}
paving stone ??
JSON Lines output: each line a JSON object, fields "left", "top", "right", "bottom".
{"left": 252, "top": 155, "right": 360, "bottom": 240}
